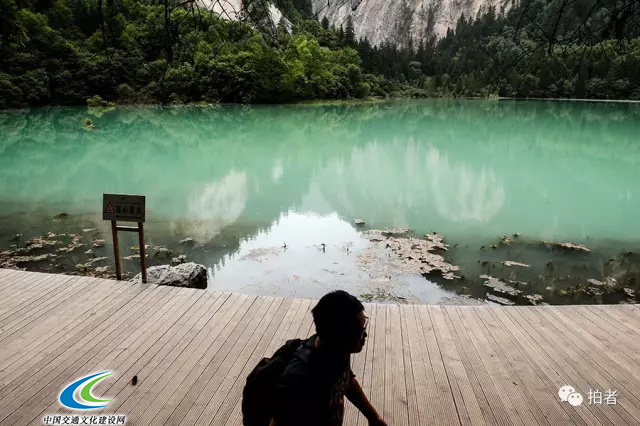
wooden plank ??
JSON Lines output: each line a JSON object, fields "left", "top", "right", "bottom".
{"left": 0, "top": 275, "right": 95, "bottom": 341}
{"left": 223, "top": 299, "right": 315, "bottom": 426}
{"left": 0, "top": 272, "right": 74, "bottom": 320}
{"left": 0, "top": 281, "right": 152, "bottom": 387}
{"left": 206, "top": 298, "right": 295, "bottom": 425}
{"left": 0, "top": 270, "right": 52, "bottom": 301}
{"left": 38, "top": 291, "right": 221, "bottom": 423}
{"left": 135, "top": 293, "right": 256, "bottom": 426}
{"left": 0, "top": 268, "right": 18, "bottom": 280}
{"left": 183, "top": 296, "right": 283, "bottom": 426}
{"left": 0, "top": 286, "right": 195, "bottom": 425}
{"left": 158, "top": 295, "right": 263, "bottom": 425}
{"left": 165, "top": 296, "right": 274, "bottom": 426}
{"left": 530, "top": 306, "right": 640, "bottom": 403}
{"left": 527, "top": 306, "right": 640, "bottom": 422}
{"left": 345, "top": 301, "right": 374, "bottom": 426}
{"left": 0, "top": 269, "right": 25, "bottom": 294}
{"left": 384, "top": 303, "right": 410, "bottom": 426}
{"left": 0, "top": 276, "right": 129, "bottom": 367}
{"left": 506, "top": 307, "right": 623, "bottom": 426}
{"left": 367, "top": 304, "right": 386, "bottom": 425}
{"left": 0, "top": 285, "right": 172, "bottom": 413}
{"left": 427, "top": 306, "right": 488, "bottom": 426}
{"left": 454, "top": 307, "right": 549, "bottom": 426}
{"left": 0, "top": 270, "right": 75, "bottom": 304}
{"left": 563, "top": 306, "right": 640, "bottom": 371}
{"left": 471, "top": 307, "right": 577, "bottom": 426}
{"left": 413, "top": 304, "right": 461, "bottom": 426}
{"left": 585, "top": 306, "right": 640, "bottom": 341}
{"left": 579, "top": 306, "right": 640, "bottom": 365}
{"left": 491, "top": 307, "right": 603, "bottom": 426}
{"left": 400, "top": 304, "right": 438, "bottom": 426}
{"left": 440, "top": 306, "right": 508, "bottom": 426}
{"left": 398, "top": 305, "right": 420, "bottom": 426}
{"left": 356, "top": 301, "right": 378, "bottom": 426}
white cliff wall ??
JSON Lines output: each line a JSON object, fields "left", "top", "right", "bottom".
{"left": 312, "top": 0, "right": 501, "bottom": 46}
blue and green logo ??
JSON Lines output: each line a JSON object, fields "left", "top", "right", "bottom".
{"left": 59, "top": 372, "right": 113, "bottom": 410}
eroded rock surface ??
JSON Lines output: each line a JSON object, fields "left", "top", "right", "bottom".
{"left": 132, "top": 262, "right": 207, "bottom": 289}
{"left": 359, "top": 229, "right": 459, "bottom": 280}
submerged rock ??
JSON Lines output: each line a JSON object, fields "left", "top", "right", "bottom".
{"left": 500, "top": 236, "right": 514, "bottom": 245}
{"left": 132, "top": 262, "right": 207, "bottom": 289}
{"left": 587, "top": 278, "right": 604, "bottom": 286}
{"left": 502, "top": 261, "right": 530, "bottom": 268}
{"left": 360, "top": 230, "right": 459, "bottom": 280}
{"left": 54, "top": 213, "right": 69, "bottom": 219}
{"left": 13, "top": 253, "right": 57, "bottom": 264}
{"left": 541, "top": 241, "right": 590, "bottom": 252}
{"left": 180, "top": 237, "right": 196, "bottom": 245}
{"left": 437, "top": 295, "right": 488, "bottom": 306}
{"left": 92, "top": 239, "right": 106, "bottom": 248}
{"left": 480, "top": 275, "right": 522, "bottom": 296}
{"left": 525, "top": 294, "right": 544, "bottom": 305}
{"left": 154, "top": 246, "right": 172, "bottom": 259}
{"left": 485, "top": 293, "right": 515, "bottom": 305}
{"left": 171, "top": 255, "right": 187, "bottom": 265}
{"left": 123, "top": 254, "right": 148, "bottom": 260}
{"left": 359, "top": 288, "right": 413, "bottom": 303}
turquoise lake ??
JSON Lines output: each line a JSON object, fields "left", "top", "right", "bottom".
{"left": 1, "top": 100, "right": 639, "bottom": 304}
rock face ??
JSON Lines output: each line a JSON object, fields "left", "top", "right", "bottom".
{"left": 132, "top": 262, "right": 208, "bottom": 289}
{"left": 311, "top": 0, "right": 496, "bottom": 46}
{"left": 202, "top": 0, "right": 487, "bottom": 47}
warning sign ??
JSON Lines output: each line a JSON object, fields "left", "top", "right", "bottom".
{"left": 103, "top": 194, "right": 145, "bottom": 223}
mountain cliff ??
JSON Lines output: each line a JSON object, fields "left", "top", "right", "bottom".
{"left": 312, "top": 0, "right": 502, "bottom": 46}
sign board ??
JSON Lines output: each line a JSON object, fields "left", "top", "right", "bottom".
{"left": 103, "top": 194, "right": 145, "bottom": 223}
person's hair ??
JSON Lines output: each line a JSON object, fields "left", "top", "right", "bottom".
{"left": 312, "top": 290, "right": 364, "bottom": 342}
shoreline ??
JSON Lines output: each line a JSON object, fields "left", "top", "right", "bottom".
{"left": 3, "top": 96, "right": 640, "bottom": 112}
{"left": 1, "top": 220, "right": 638, "bottom": 307}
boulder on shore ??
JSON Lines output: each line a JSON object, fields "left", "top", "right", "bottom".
{"left": 131, "top": 262, "right": 207, "bottom": 289}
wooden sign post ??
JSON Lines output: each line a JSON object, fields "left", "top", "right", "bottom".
{"left": 103, "top": 194, "right": 147, "bottom": 283}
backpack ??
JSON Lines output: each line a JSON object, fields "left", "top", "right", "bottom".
{"left": 242, "top": 338, "right": 303, "bottom": 426}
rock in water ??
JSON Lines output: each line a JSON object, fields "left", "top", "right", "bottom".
{"left": 179, "top": 237, "right": 196, "bottom": 245}
{"left": 132, "top": 262, "right": 207, "bottom": 289}
{"left": 354, "top": 219, "right": 366, "bottom": 226}
{"left": 171, "top": 255, "right": 187, "bottom": 265}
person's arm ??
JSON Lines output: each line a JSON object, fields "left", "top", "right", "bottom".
{"left": 345, "top": 376, "right": 387, "bottom": 425}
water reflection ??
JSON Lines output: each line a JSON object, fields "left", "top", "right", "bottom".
{"left": 1, "top": 100, "right": 640, "bottom": 301}
{"left": 185, "top": 170, "right": 248, "bottom": 243}
{"left": 426, "top": 146, "right": 505, "bottom": 223}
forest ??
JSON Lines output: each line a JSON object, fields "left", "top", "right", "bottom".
{"left": 1, "top": 0, "right": 639, "bottom": 108}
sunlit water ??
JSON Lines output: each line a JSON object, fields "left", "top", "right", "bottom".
{"left": 1, "top": 100, "right": 639, "bottom": 303}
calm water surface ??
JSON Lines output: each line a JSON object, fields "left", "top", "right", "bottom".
{"left": 1, "top": 100, "right": 639, "bottom": 302}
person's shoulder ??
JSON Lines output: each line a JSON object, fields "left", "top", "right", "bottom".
{"left": 278, "top": 339, "right": 319, "bottom": 390}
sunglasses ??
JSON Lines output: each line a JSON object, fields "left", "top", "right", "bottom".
{"left": 357, "top": 316, "right": 369, "bottom": 339}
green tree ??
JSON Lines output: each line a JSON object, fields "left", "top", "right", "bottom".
{"left": 345, "top": 15, "right": 355, "bottom": 47}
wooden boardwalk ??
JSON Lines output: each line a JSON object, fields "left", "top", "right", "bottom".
{"left": 0, "top": 269, "right": 639, "bottom": 426}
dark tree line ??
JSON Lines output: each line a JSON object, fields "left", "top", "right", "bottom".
{"left": 355, "top": 0, "right": 640, "bottom": 99}
{"left": 1, "top": 0, "right": 639, "bottom": 109}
